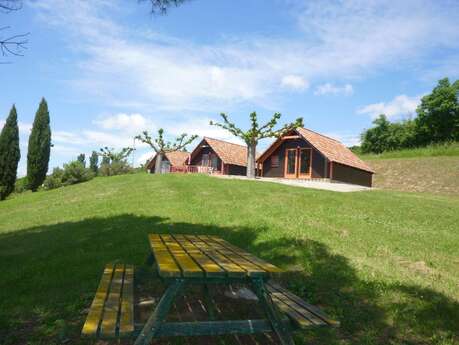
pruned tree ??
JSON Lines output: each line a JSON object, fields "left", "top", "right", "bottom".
{"left": 139, "top": 0, "right": 189, "bottom": 14}
{"left": 98, "top": 147, "right": 134, "bottom": 163}
{"left": 210, "top": 112, "right": 303, "bottom": 178}
{"left": 0, "top": 104, "right": 20, "bottom": 200}
{"left": 0, "top": 0, "right": 29, "bottom": 62}
{"left": 27, "top": 98, "right": 51, "bottom": 191}
{"left": 135, "top": 128, "right": 197, "bottom": 174}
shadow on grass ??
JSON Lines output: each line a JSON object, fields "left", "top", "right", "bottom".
{"left": 0, "top": 214, "right": 457, "bottom": 345}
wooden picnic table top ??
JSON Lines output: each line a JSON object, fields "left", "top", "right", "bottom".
{"left": 149, "top": 234, "right": 282, "bottom": 279}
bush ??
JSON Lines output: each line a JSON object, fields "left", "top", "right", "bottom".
{"left": 99, "top": 160, "right": 133, "bottom": 177}
{"left": 43, "top": 167, "right": 64, "bottom": 190}
{"left": 14, "top": 177, "right": 29, "bottom": 193}
{"left": 61, "top": 161, "right": 94, "bottom": 185}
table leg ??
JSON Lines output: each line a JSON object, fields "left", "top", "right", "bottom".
{"left": 251, "top": 278, "right": 295, "bottom": 345}
{"left": 134, "top": 279, "right": 185, "bottom": 345}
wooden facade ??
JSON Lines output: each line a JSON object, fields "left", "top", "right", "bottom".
{"left": 257, "top": 129, "right": 374, "bottom": 187}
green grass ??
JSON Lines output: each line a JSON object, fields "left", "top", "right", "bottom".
{"left": 1, "top": 173, "right": 458, "bottom": 345}
{"left": 359, "top": 142, "right": 459, "bottom": 160}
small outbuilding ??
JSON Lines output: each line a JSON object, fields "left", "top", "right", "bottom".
{"left": 256, "top": 128, "right": 374, "bottom": 187}
{"left": 146, "top": 151, "right": 190, "bottom": 174}
{"left": 188, "top": 137, "right": 248, "bottom": 175}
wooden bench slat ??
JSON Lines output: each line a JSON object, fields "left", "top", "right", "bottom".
{"left": 100, "top": 264, "right": 124, "bottom": 337}
{"left": 119, "top": 264, "right": 134, "bottom": 336}
{"left": 173, "top": 235, "right": 225, "bottom": 277}
{"left": 149, "top": 234, "right": 181, "bottom": 277}
{"left": 201, "top": 236, "right": 267, "bottom": 277}
{"left": 269, "top": 293, "right": 313, "bottom": 328}
{"left": 161, "top": 235, "right": 203, "bottom": 277}
{"left": 267, "top": 281, "right": 339, "bottom": 326}
{"left": 82, "top": 264, "right": 114, "bottom": 337}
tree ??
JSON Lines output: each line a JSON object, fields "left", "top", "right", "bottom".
{"left": 135, "top": 129, "right": 197, "bottom": 174}
{"left": 77, "top": 153, "right": 86, "bottom": 167}
{"left": 0, "top": 104, "right": 20, "bottom": 200}
{"left": 415, "top": 78, "right": 459, "bottom": 145}
{"left": 140, "top": 0, "right": 189, "bottom": 14}
{"left": 89, "top": 151, "right": 99, "bottom": 175}
{"left": 27, "top": 98, "right": 51, "bottom": 191}
{"left": 210, "top": 112, "right": 303, "bottom": 178}
{"left": 98, "top": 146, "right": 134, "bottom": 163}
{"left": 0, "top": 0, "right": 29, "bottom": 62}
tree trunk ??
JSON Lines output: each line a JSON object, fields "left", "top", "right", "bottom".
{"left": 246, "top": 143, "right": 257, "bottom": 178}
{"left": 154, "top": 152, "right": 163, "bottom": 174}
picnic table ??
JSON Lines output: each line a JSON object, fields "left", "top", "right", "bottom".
{"left": 135, "top": 234, "right": 293, "bottom": 345}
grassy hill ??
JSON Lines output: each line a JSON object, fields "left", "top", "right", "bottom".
{"left": 360, "top": 144, "right": 459, "bottom": 195}
{"left": 0, "top": 173, "right": 458, "bottom": 345}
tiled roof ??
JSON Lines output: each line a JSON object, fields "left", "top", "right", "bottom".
{"left": 202, "top": 137, "right": 248, "bottom": 166}
{"left": 296, "top": 128, "right": 374, "bottom": 173}
{"left": 146, "top": 151, "right": 189, "bottom": 169}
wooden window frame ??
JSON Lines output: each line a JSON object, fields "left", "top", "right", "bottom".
{"left": 284, "top": 147, "right": 313, "bottom": 179}
{"left": 298, "top": 148, "right": 312, "bottom": 178}
{"left": 284, "top": 148, "right": 298, "bottom": 178}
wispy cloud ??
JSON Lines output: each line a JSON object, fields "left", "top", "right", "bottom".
{"left": 357, "top": 94, "right": 421, "bottom": 119}
{"left": 281, "top": 75, "right": 309, "bottom": 91}
{"left": 314, "top": 83, "right": 353, "bottom": 96}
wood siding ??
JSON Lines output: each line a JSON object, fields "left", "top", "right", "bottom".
{"left": 332, "top": 162, "right": 373, "bottom": 187}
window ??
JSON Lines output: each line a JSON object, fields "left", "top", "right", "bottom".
{"left": 299, "top": 149, "right": 311, "bottom": 175}
{"left": 271, "top": 155, "right": 279, "bottom": 167}
{"left": 202, "top": 153, "right": 209, "bottom": 166}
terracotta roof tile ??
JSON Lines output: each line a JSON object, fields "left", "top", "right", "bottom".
{"left": 296, "top": 128, "right": 374, "bottom": 173}
{"left": 146, "top": 151, "right": 189, "bottom": 170}
{"left": 202, "top": 137, "right": 247, "bottom": 166}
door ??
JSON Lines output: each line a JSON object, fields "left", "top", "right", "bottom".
{"left": 284, "top": 148, "right": 297, "bottom": 178}
{"left": 284, "top": 148, "right": 312, "bottom": 178}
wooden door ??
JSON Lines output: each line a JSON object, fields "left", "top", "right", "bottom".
{"left": 298, "top": 148, "right": 312, "bottom": 178}
{"left": 284, "top": 148, "right": 297, "bottom": 178}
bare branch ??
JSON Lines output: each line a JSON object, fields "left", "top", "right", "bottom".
{"left": 0, "top": 27, "right": 29, "bottom": 57}
{"left": 136, "top": 128, "right": 197, "bottom": 153}
{"left": 0, "top": 0, "right": 22, "bottom": 13}
{"left": 138, "top": 0, "right": 189, "bottom": 14}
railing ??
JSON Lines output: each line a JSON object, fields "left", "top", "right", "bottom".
{"left": 170, "top": 166, "right": 221, "bottom": 174}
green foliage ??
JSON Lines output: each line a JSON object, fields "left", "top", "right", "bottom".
{"left": 43, "top": 167, "right": 64, "bottom": 190}
{"left": 89, "top": 151, "right": 99, "bottom": 175}
{"left": 98, "top": 146, "right": 134, "bottom": 162}
{"left": 0, "top": 105, "right": 20, "bottom": 200}
{"left": 76, "top": 153, "right": 86, "bottom": 167}
{"left": 27, "top": 98, "right": 51, "bottom": 191}
{"left": 14, "top": 176, "right": 28, "bottom": 194}
{"left": 415, "top": 78, "right": 459, "bottom": 144}
{"left": 99, "top": 160, "right": 133, "bottom": 177}
{"left": 61, "top": 161, "right": 94, "bottom": 185}
{"left": 361, "top": 78, "right": 459, "bottom": 154}
{"left": 360, "top": 142, "right": 459, "bottom": 160}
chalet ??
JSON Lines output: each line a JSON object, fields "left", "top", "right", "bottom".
{"left": 146, "top": 151, "right": 190, "bottom": 174}
{"left": 256, "top": 128, "right": 374, "bottom": 187}
{"left": 188, "top": 137, "right": 248, "bottom": 175}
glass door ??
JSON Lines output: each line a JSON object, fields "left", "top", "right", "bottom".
{"left": 284, "top": 148, "right": 297, "bottom": 178}
{"left": 298, "top": 148, "right": 312, "bottom": 178}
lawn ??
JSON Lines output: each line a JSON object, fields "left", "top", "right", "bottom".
{"left": 0, "top": 173, "right": 458, "bottom": 345}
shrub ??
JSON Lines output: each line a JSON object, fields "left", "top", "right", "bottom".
{"left": 61, "top": 161, "right": 94, "bottom": 185}
{"left": 99, "top": 160, "right": 133, "bottom": 177}
{"left": 14, "top": 177, "right": 29, "bottom": 194}
{"left": 43, "top": 167, "right": 64, "bottom": 190}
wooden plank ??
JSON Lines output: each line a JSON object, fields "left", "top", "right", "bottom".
{"left": 81, "top": 264, "right": 114, "bottom": 337}
{"left": 187, "top": 235, "right": 247, "bottom": 278}
{"left": 160, "top": 235, "right": 203, "bottom": 277}
{"left": 119, "top": 264, "right": 134, "bottom": 336}
{"left": 173, "top": 235, "right": 225, "bottom": 277}
{"left": 209, "top": 236, "right": 282, "bottom": 274}
{"left": 100, "top": 264, "right": 124, "bottom": 337}
{"left": 269, "top": 293, "right": 313, "bottom": 328}
{"left": 148, "top": 234, "right": 181, "bottom": 277}
{"left": 267, "top": 281, "right": 339, "bottom": 326}
{"left": 201, "top": 236, "right": 267, "bottom": 277}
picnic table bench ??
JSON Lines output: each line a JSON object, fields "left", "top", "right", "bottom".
{"left": 82, "top": 234, "right": 338, "bottom": 344}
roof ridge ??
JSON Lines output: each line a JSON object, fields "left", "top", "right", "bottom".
{"left": 203, "top": 136, "right": 247, "bottom": 148}
{"left": 299, "top": 127, "right": 341, "bottom": 143}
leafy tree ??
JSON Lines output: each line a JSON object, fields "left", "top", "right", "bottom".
{"left": 89, "top": 151, "right": 99, "bottom": 175}
{"left": 98, "top": 146, "right": 134, "bottom": 163}
{"left": 135, "top": 129, "right": 197, "bottom": 174}
{"left": 77, "top": 153, "right": 86, "bottom": 167}
{"left": 361, "top": 115, "right": 391, "bottom": 154}
{"left": 61, "top": 160, "right": 94, "bottom": 185}
{"left": 97, "top": 147, "right": 134, "bottom": 177}
{"left": 415, "top": 78, "right": 459, "bottom": 145}
{"left": 101, "top": 156, "right": 110, "bottom": 165}
{"left": 210, "top": 112, "right": 303, "bottom": 178}
{"left": 0, "top": 105, "right": 20, "bottom": 200}
{"left": 27, "top": 98, "right": 51, "bottom": 191}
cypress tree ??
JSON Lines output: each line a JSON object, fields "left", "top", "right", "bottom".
{"left": 27, "top": 98, "right": 51, "bottom": 191}
{"left": 89, "top": 151, "right": 99, "bottom": 174}
{"left": 0, "top": 105, "right": 21, "bottom": 200}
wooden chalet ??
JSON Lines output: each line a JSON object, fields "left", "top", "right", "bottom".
{"left": 188, "top": 137, "right": 248, "bottom": 175}
{"left": 256, "top": 128, "right": 374, "bottom": 187}
{"left": 146, "top": 151, "right": 190, "bottom": 174}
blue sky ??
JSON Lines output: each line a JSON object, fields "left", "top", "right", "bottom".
{"left": 1, "top": 0, "right": 459, "bottom": 176}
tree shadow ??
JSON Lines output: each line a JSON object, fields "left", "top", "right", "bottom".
{"left": 0, "top": 214, "right": 457, "bottom": 345}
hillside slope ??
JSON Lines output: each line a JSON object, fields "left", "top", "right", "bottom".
{"left": 0, "top": 174, "right": 458, "bottom": 345}
{"left": 366, "top": 156, "right": 459, "bottom": 195}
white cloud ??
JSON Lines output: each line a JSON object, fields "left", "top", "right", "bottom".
{"left": 314, "top": 83, "right": 353, "bottom": 96}
{"left": 324, "top": 132, "right": 361, "bottom": 147}
{"left": 93, "top": 113, "right": 154, "bottom": 133}
{"left": 281, "top": 75, "right": 309, "bottom": 91}
{"left": 357, "top": 94, "right": 421, "bottom": 119}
